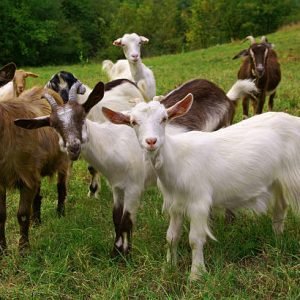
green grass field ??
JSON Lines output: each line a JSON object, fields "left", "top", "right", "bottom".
{"left": 0, "top": 24, "right": 299, "bottom": 299}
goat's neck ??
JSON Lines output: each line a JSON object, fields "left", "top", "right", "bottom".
{"left": 128, "top": 60, "right": 144, "bottom": 82}
{"left": 147, "top": 134, "right": 177, "bottom": 185}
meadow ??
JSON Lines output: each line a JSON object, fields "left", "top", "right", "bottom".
{"left": 0, "top": 24, "right": 299, "bottom": 299}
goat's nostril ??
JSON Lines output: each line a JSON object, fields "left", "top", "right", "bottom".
{"left": 146, "top": 138, "right": 157, "bottom": 146}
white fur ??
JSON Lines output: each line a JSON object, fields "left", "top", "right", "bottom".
{"left": 102, "top": 33, "right": 156, "bottom": 101}
{"left": 126, "top": 100, "right": 300, "bottom": 280}
{"left": 0, "top": 81, "right": 15, "bottom": 101}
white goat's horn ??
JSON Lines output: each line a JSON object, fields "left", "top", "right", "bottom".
{"left": 69, "top": 80, "right": 85, "bottom": 102}
{"left": 261, "top": 36, "right": 268, "bottom": 43}
{"left": 243, "top": 35, "right": 256, "bottom": 45}
{"left": 43, "top": 93, "right": 58, "bottom": 110}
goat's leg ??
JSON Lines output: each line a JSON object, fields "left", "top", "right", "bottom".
{"left": 272, "top": 182, "right": 288, "bottom": 235}
{"left": 166, "top": 210, "right": 183, "bottom": 266}
{"left": 0, "top": 187, "right": 7, "bottom": 254}
{"left": 256, "top": 92, "right": 266, "bottom": 114}
{"left": 31, "top": 184, "right": 42, "bottom": 225}
{"left": 111, "top": 187, "right": 124, "bottom": 257}
{"left": 18, "top": 184, "right": 37, "bottom": 253}
{"left": 87, "top": 165, "right": 101, "bottom": 199}
{"left": 268, "top": 92, "right": 276, "bottom": 111}
{"left": 116, "top": 187, "right": 141, "bottom": 256}
{"left": 188, "top": 201, "right": 211, "bottom": 280}
{"left": 242, "top": 96, "right": 249, "bottom": 119}
{"left": 57, "top": 170, "right": 68, "bottom": 217}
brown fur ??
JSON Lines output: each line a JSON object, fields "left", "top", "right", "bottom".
{"left": 161, "top": 79, "right": 235, "bottom": 130}
{"left": 0, "top": 86, "right": 70, "bottom": 252}
{"left": 237, "top": 43, "right": 281, "bottom": 116}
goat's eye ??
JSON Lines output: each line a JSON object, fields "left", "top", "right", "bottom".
{"left": 131, "top": 120, "right": 138, "bottom": 126}
{"left": 161, "top": 117, "right": 167, "bottom": 123}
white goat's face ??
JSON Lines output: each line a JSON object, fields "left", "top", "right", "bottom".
{"left": 114, "top": 33, "right": 149, "bottom": 64}
{"left": 129, "top": 101, "right": 168, "bottom": 153}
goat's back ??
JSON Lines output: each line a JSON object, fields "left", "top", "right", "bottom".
{"left": 161, "top": 79, "right": 234, "bottom": 131}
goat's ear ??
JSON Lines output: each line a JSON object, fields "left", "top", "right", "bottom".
{"left": 113, "top": 38, "right": 122, "bottom": 47}
{"left": 167, "top": 93, "right": 193, "bottom": 121}
{"left": 82, "top": 81, "right": 105, "bottom": 114}
{"left": 14, "top": 116, "right": 50, "bottom": 129}
{"left": 0, "top": 62, "right": 16, "bottom": 87}
{"left": 140, "top": 36, "right": 149, "bottom": 44}
{"left": 232, "top": 49, "right": 249, "bottom": 60}
{"left": 25, "top": 72, "right": 39, "bottom": 78}
{"left": 102, "top": 107, "right": 131, "bottom": 126}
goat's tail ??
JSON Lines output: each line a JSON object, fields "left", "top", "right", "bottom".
{"left": 226, "top": 79, "right": 258, "bottom": 101}
{"left": 102, "top": 60, "right": 114, "bottom": 76}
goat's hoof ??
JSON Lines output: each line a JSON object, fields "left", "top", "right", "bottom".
{"left": 57, "top": 207, "right": 65, "bottom": 217}
{"left": 31, "top": 217, "right": 42, "bottom": 227}
{"left": 272, "top": 222, "right": 284, "bottom": 235}
{"left": 18, "top": 241, "right": 30, "bottom": 256}
{"left": 225, "top": 209, "right": 236, "bottom": 224}
{"left": 88, "top": 185, "right": 100, "bottom": 199}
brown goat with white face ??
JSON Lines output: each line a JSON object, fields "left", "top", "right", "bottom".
{"left": 233, "top": 36, "right": 281, "bottom": 118}
{"left": 0, "top": 87, "right": 70, "bottom": 254}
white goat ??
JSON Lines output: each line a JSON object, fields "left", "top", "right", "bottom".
{"left": 16, "top": 82, "right": 157, "bottom": 256}
{"left": 102, "top": 33, "right": 156, "bottom": 101}
{"left": 46, "top": 72, "right": 146, "bottom": 197}
{"left": 0, "top": 69, "right": 38, "bottom": 101}
{"left": 103, "top": 94, "right": 300, "bottom": 280}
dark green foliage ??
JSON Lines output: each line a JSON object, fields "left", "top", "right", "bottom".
{"left": 0, "top": 0, "right": 299, "bottom": 66}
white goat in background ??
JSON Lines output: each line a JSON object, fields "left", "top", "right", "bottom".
{"left": 102, "top": 33, "right": 156, "bottom": 101}
{"left": 103, "top": 94, "right": 300, "bottom": 280}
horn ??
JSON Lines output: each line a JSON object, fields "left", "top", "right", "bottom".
{"left": 243, "top": 35, "right": 256, "bottom": 45}
{"left": 43, "top": 93, "right": 58, "bottom": 110}
{"left": 261, "top": 36, "right": 268, "bottom": 43}
{"left": 69, "top": 80, "right": 85, "bottom": 102}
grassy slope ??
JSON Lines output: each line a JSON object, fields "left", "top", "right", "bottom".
{"left": 0, "top": 25, "right": 299, "bottom": 299}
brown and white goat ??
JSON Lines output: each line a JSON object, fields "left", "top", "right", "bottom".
{"left": 0, "top": 63, "right": 16, "bottom": 88}
{"left": 233, "top": 36, "right": 281, "bottom": 118}
{"left": 0, "top": 69, "right": 39, "bottom": 101}
{"left": 0, "top": 87, "right": 70, "bottom": 253}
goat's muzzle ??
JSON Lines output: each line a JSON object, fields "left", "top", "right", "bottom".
{"left": 256, "top": 64, "right": 265, "bottom": 78}
{"left": 67, "top": 142, "right": 81, "bottom": 161}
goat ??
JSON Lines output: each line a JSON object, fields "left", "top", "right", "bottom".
{"left": 46, "top": 71, "right": 146, "bottom": 198}
{"left": 233, "top": 35, "right": 281, "bottom": 118}
{"left": 24, "top": 78, "right": 255, "bottom": 256}
{"left": 102, "top": 33, "right": 156, "bottom": 101}
{"left": 0, "top": 69, "right": 39, "bottom": 101}
{"left": 0, "top": 63, "right": 16, "bottom": 87}
{"left": 103, "top": 95, "right": 300, "bottom": 280}
{"left": 0, "top": 87, "right": 70, "bottom": 253}
{"left": 14, "top": 81, "right": 153, "bottom": 256}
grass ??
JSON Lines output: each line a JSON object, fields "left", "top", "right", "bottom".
{"left": 0, "top": 24, "right": 300, "bottom": 299}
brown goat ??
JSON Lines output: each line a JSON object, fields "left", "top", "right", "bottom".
{"left": 0, "top": 87, "right": 70, "bottom": 254}
{"left": 0, "top": 63, "right": 16, "bottom": 88}
{"left": 14, "top": 70, "right": 39, "bottom": 96}
{"left": 233, "top": 36, "right": 281, "bottom": 118}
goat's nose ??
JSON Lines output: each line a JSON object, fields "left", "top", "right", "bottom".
{"left": 146, "top": 138, "right": 157, "bottom": 146}
{"left": 131, "top": 54, "right": 139, "bottom": 59}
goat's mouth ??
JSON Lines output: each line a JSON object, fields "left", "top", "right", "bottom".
{"left": 67, "top": 147, "right": 81, "bottom": 161}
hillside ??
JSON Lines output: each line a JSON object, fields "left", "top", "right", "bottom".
{"left": 1, "top": 24, "right": 300, "bottom": 299}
